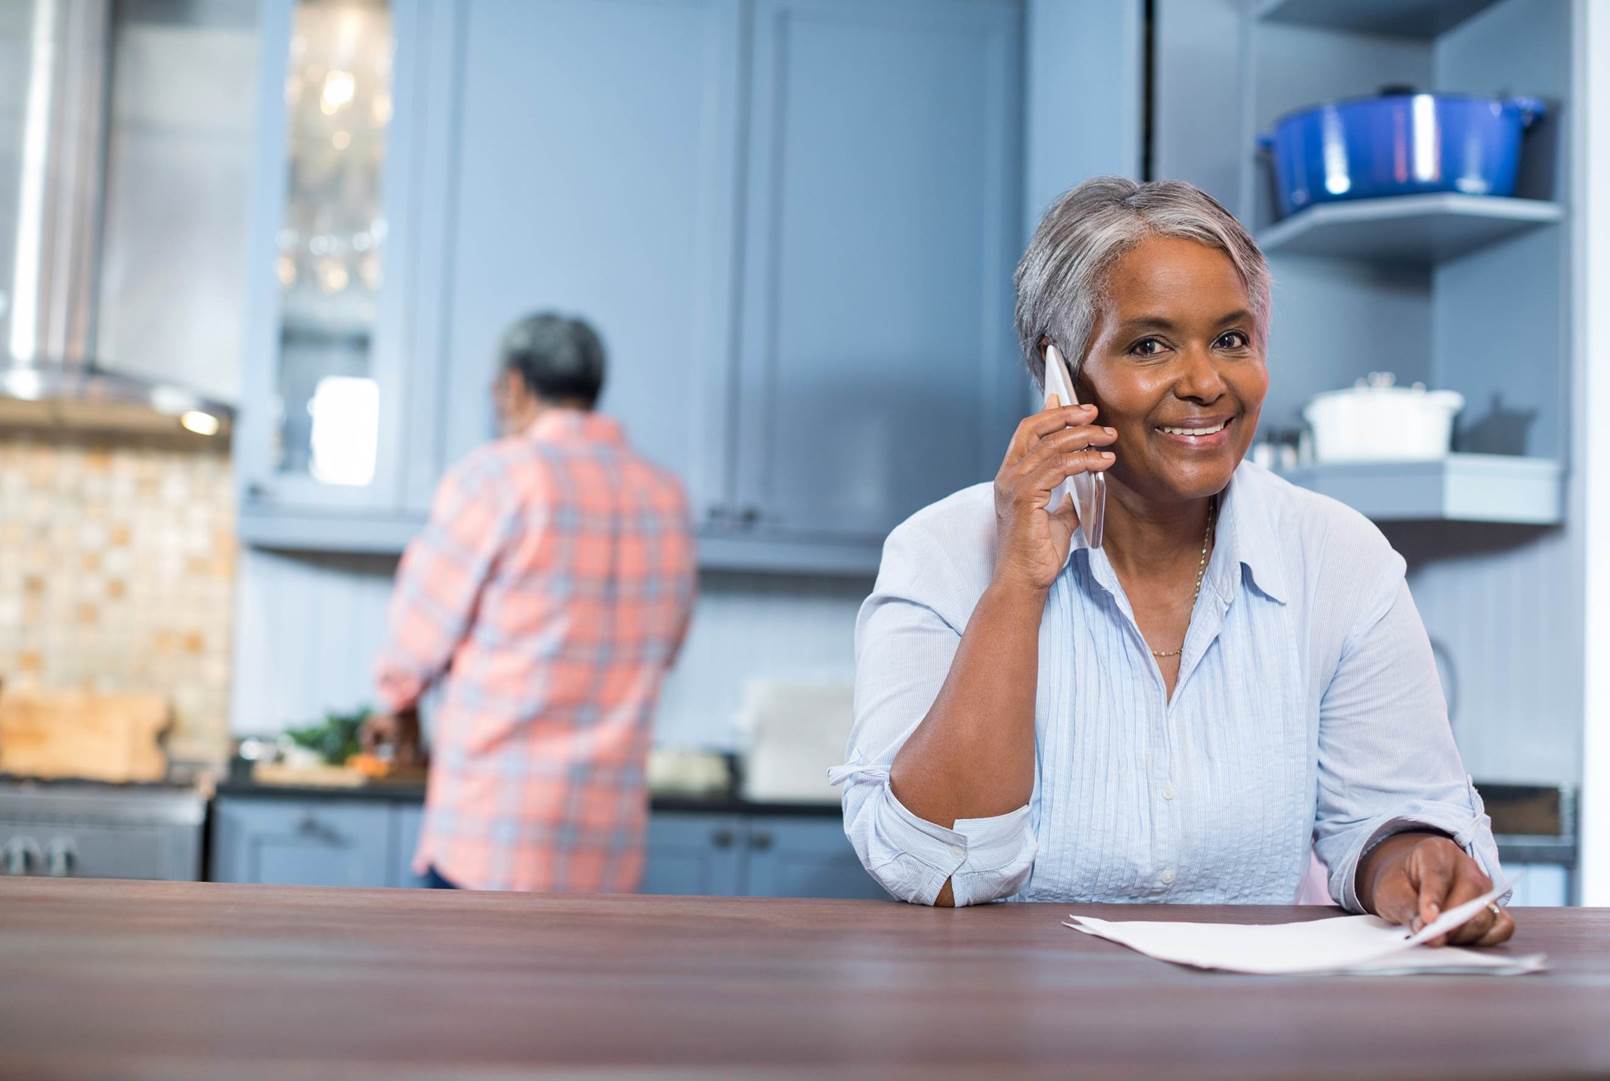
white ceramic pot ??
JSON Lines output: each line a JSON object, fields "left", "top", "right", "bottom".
{"left": 1302, "top": 373, "right": 1465, "bottom": 463}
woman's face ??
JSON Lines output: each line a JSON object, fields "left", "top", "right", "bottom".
{"left": 1074, "top": 234, "right": 1267, "bottom": 506}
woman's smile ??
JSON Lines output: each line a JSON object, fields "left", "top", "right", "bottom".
{"left": 1153, "top": 413, "right": 1237, "bottom": 448}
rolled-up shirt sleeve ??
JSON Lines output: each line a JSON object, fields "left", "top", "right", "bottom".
{"left": 830, "top": 517, "right": 1036, "bottom": 906}
{"left": 1313, "top": 557, "right": 1505, "bottom": 913}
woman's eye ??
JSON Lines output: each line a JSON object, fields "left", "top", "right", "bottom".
{"left": 1129, "top": 338, "right": 1164, "bottom": 357}
{"left": 1216, "top": 331, "right": 1250, "bottom": 350}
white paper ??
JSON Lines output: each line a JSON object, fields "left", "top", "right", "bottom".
{"left": 1063, "top": 878, "right": 1545, "bottom": 976}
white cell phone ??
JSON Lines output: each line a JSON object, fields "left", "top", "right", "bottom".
{"left": 1042, "top": 343, "right": 1105, "bottom": 548}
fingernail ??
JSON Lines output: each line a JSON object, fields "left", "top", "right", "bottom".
{"left": 1100, "top": 451, "right": 1115, "bottom": 460}
{"left": 1427, "top": 903, "right": 1440, "bottom": 919}
{"left": 1410, "top": 917, "right": 1422, "bottom": 933}
{"left": 1103, "top": 427, "right": 1116, "bottom": 435}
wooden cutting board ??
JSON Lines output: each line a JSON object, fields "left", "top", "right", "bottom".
{"left": 0, "top": 688, "right": 170, "bottom": 782}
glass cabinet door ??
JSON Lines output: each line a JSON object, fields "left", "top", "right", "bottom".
{"left": 243, "top": 0, "right": 407, "bottom": 510}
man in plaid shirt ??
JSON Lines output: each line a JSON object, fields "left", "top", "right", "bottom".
{"left": 363, "top": 314, "right": 697, "bottom": 891}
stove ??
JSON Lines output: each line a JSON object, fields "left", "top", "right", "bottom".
{"left": 0, "top": 777, "right": 205, "bottom": 880}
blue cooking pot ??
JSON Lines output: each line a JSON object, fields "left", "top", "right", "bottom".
{"left": 1258, "top": 90, "right": 1546, "bottom": 218}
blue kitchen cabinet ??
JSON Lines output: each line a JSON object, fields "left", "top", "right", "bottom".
{"left": 642, "top": 813, "right": 885, "bottom": 899}
{"left": 1504, "top": 863, "right": 1570, "bottom": 907}
{"left": 424, "top": 0, "right": 743, "bottom": 531}
{"left": 723, "top": 0, "right": 1024, "bottom": 562}
{"left": 641, "top": 813, "right": 745, "bottom": 896}
{"left": 236, "top": 0, "right": 441, "bottom": 551}
{"left": 741, "top": 816, "right": 887, "bottom": 900}
{"left": 389, "top": 802, "right": 429, "bottom": 888}
{"left": 237, "top": 0, "right": 1029, "bottom": 574}
{"left": 211, "top": 797, "right": 393, "bottom": 887}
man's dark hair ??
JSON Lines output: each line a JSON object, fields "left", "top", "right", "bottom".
{"left": 499, "top": 313, "right": 606, "bottom": 408}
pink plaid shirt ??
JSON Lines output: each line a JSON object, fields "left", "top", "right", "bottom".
{"left": 376, "top": 410, "right": 696, "bottom": 891}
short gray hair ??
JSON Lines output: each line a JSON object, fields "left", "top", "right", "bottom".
{"left": 1013, "top": 177, "right": 1271, "bottom": 390}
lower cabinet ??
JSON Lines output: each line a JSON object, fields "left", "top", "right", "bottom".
{"left": 1503, "top": 862, "right": 1572, "bottom": 906}
{"left": 641, "top": 813, "right": 745, "bottom": 896}
{"left": 641, "top": 813, "right": 887, "bottom": 900}
{"left": 211, "top": 796, "right": 887, "bottom": 899}
{"left": 390, "top": 803, "right": 429, "bottom": 888}
{"left": 211, "top": 798, "right": 396, "bottom": 887}
{"left": 741, "top": 818, "right": 889, "bottom": 900}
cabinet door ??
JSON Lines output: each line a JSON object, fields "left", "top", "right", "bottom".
{"left": 641, "top": 813, "right": 744, "bottom": 896}
{"left": 238, "top": 0, "right": 424, "bottom": 516}
{"left": 732, "top": 0, "right": 1024, "bottom": 542}
{"left": 1502, "top": 862, "right": 1570, "bottom": 906}
{"left": 426, "top": 0, "right": 743, "bottom": 523}
{"left": 741, "top": 816, "right": 887, "bottom": 900}
{"left": 388, "top": 802, "right": 429, "bottom": 888}
{"left": 210, "top": 798, "right": 392, "bottom": 887}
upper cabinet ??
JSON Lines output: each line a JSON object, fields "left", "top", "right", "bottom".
{"left": 237, "top": 0, "right": 1028, "bottom": 573}
{"left": 238, "top": 0, "right": 428, "bottom": 548}
{"left": 426, "top": 0, "right": 743, "bottom": 530}
{"left": 726, "top": 0, "right": 1022, "bottom": 552}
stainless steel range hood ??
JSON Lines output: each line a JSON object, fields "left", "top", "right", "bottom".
{"left": 0, "top": 0, "right": 232, "bottom": 436}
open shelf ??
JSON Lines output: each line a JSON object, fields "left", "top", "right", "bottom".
{"left": 1254, "top": 0, "right": 1502, "bottom": 38}
{"left": 1278, "top": 453, "right": 1562, "bottom": 524}
{"left": 1256, "top": 194, "right": 1562, "bottom": 263}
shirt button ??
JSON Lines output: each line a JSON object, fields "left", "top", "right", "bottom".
{"left": 1160, "top": 868, "right": 1176, "bottom": 885}
{"left": 1161, "top": 782, "right": 1176, "bottom": 800}
{"left": 947, "top": 844, "right": 965, "bottom": 860}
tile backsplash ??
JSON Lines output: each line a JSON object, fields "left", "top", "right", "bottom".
{"left": 0, "top": 426, "right": 235, "bottom": 764}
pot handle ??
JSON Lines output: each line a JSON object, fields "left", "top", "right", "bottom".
{"left": 1508, "top": 96, "right": 1547, "bottom": 128}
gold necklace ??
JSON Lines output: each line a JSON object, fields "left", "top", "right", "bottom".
{"left": 1150, "top": 498, "right": 1216, "bottom": 659}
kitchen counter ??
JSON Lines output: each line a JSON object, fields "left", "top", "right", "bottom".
{"left": 214, "top": 777, "right": 843, "bottom": 817}
{"left": 3, "top": 878, "right": 1606, "bottom": 1081}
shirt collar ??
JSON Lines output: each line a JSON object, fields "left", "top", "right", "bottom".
{"left": 1204, "top": 464, "right": 1289, "bottom": 605}
{"left": 1063, "top": 462, "right": 1289, "bottom": 606}
{"left": 527, "top": 408, "right": 624, "bottom": 446}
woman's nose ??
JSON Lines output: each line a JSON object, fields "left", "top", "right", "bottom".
{"left": 1176, "top": 346, "right": 1228, "bottom": 403}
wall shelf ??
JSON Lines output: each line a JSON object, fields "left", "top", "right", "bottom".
{"left": 1279, "top": 453, "right": 1562, "bottom": 524}
{"left": 1257, "top": 194, "right": 1562, "bottom": 263}
{"left": 1254, "top": 0, "right": 1503, "bottom": 38}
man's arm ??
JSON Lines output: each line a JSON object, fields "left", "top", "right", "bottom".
{"left": 373, "top": 455, "right": 521, "bottom": 714}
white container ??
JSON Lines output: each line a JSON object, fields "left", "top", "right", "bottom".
{"left": 1302, "top": 372, "right": 1465, "bottom": 463}
{"left": 738, "top": 679, "right": 854, "bottom": 804}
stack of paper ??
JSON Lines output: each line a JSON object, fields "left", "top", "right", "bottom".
{"left": 1064, "top": 881, "right": 1545, "bottom": 976}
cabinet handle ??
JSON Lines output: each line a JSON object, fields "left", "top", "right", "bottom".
{"left": 2, "top": 837, "right": 40, "bottom": 875}
{"left": 739, "top": 506, "right": 761, "bottom": 526}
{"left": 749, "top": 831, "right": 773, "bottom": 852}
{"left": 297, "top": 815, "right": 336, "bottom": 843}
{"left": 45, "top": 839, "right": 76, "bottom": 878}
{"left": 706, "top": 505, "right": 730, "bottom": 524}
{"left": 710, "top": 828, "right": 735, "bottom": 849}
{"left": 245, "top": 481, "right": 268, "bottom": 501}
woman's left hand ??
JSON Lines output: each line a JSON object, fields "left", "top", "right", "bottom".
{"left": 1357, "top": 831, "right": 1516, "bottom": 947}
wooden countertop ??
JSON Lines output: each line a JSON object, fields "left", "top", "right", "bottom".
{"left": 3, "top": 879, "right": 1606, "bottom": 1081}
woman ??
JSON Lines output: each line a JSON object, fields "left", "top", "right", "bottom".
{"left": 834, "top": 177, "right": 1514, "bottom": 947}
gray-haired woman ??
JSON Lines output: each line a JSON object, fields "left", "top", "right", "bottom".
{"left": 833, "top": 177, "right": 1515, "bottom": 947}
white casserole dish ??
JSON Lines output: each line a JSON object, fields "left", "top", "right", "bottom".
{"left": 1302, "top": 373, "right": 1465, "bottom": 462}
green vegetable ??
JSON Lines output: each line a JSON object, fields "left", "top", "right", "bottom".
{"left": 285, "top": 706, "right": 370, "bottom": 766}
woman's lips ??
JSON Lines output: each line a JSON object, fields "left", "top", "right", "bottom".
{"left": 1153, "top": 415, "right": 1236, "bottom": 449}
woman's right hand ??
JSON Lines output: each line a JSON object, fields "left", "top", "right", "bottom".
{"left": 991, "top": 398, "right": 1117, "bottom": 593}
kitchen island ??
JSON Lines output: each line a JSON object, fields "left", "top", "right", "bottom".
{"left": 2, "top": 878, "right": 1606, "bottom": 1080}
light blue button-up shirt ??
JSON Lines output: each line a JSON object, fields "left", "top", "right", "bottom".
{"left": 833, "top": 460, "right": 1502, "bottom": 909}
